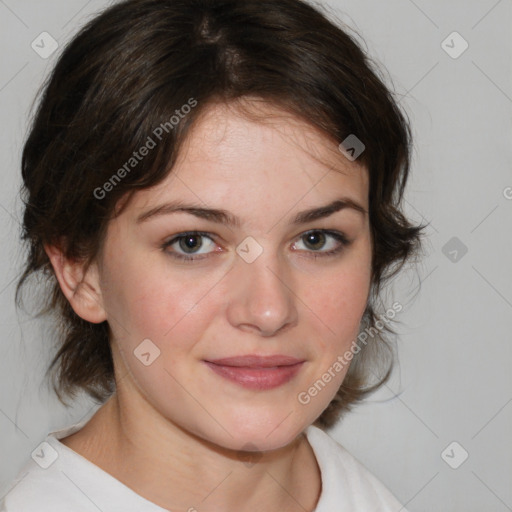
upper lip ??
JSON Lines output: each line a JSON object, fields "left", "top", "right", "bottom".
{"left": 205, "top": 355, "right": 305, "bottom": 368}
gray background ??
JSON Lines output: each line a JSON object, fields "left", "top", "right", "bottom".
{"left": 1, "top": 1, "right": 511, "bottom": 510}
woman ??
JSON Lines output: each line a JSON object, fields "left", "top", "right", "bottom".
{"left": 3, "top": 0, "right": 424, "bottom": 510}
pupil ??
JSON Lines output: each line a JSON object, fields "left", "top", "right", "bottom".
{"left": 305, "top": 232, "right": 325, "bottom": 250}
{"left": 180, "top": 235, "right": 202, "bottom": 253}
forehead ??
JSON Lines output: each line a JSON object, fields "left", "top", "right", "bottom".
{"left": 123, "top": 99, "right": 369, "bottom": 216}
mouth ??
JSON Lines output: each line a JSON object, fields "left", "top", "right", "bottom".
{"left": 204, "top": 355, "right": 306, "bottom": 390}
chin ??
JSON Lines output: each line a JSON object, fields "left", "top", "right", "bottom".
{"left": 193, "top": 410, "right": 310, "bottom": 454}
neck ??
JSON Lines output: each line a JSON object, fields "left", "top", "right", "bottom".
{"left": 64, "top": 387, "right": 321, "bottom": 512}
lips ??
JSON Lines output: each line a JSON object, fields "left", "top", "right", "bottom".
{"left": 204, "top": 355, "right": 305, "bottom": 390}
{"left": 206, "top": 355, "right": 304, "bottom": 368}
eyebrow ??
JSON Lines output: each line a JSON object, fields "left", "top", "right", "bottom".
{"left": 136, "top": 197, "right": 367, "bottom": 227}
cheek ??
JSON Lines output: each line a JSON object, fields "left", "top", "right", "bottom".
{"left": 304, "top": 258, "right": 371, "bottom": 349}
{"left": 101, "top": 253, "right": 222, "bottom": 350}
{"left": 101, "top": 261, "right": 220, "bottom": 397}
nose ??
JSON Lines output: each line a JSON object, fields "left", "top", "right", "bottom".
{"left": 226, "top": 249, "right": 298, "bottom": 337}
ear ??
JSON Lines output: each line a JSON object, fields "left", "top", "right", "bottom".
{"left": 44, "top": 243, "right": 107, "bottom": 324}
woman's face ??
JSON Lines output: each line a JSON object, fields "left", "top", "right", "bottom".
{"left": 96, "top": 100, "right": 372, "bottom": 452}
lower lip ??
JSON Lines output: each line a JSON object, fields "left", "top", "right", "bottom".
{"left": 204, "top": 361, "right": 304, "bottom": 390}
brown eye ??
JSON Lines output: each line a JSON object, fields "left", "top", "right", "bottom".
{"left": 293, "top": 230, "right": 350, "bottom": 258}
{"left": 302, "top": 231, "right": 327, "bottom": 251}
{"left": 178, "top": 234, "right": 205, "bottom": 253}
{"left": 161, "top": 231, "right": 218, "bottom": 262}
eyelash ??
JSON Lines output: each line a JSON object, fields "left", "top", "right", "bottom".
{"left": 160, "top": 229, "right": 351, "bottom": 263}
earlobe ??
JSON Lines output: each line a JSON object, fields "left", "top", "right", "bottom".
{"left": 43, "top": 243, "right": 107, "bottom": 324}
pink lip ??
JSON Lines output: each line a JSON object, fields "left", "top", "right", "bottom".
{"left": 204, "top": 355, "right": 305, "bottom": 390}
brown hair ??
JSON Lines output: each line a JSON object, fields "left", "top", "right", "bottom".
{"left": 16, "top": 0, "right": 425, "bottom": 429}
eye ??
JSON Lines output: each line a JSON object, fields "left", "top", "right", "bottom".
{"left": 161, "top": 229, "right": 350, "bottom": 263}
{"left": 292, "top": 230, "right": 350, "bottom": 257}
{"left": 161, "top": 231, "right": 218, "bottom": 262}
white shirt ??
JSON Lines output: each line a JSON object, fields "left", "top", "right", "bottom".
{"left": 1, "top": 419, "right": 408, "bottom": 511}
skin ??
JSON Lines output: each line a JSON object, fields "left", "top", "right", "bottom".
{"left": 45, "top": 98, "right": 372, "bottom": 512}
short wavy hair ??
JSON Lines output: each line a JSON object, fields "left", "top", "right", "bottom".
{"left": 15, "top": 0, "right": 425, "bottom": 429}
